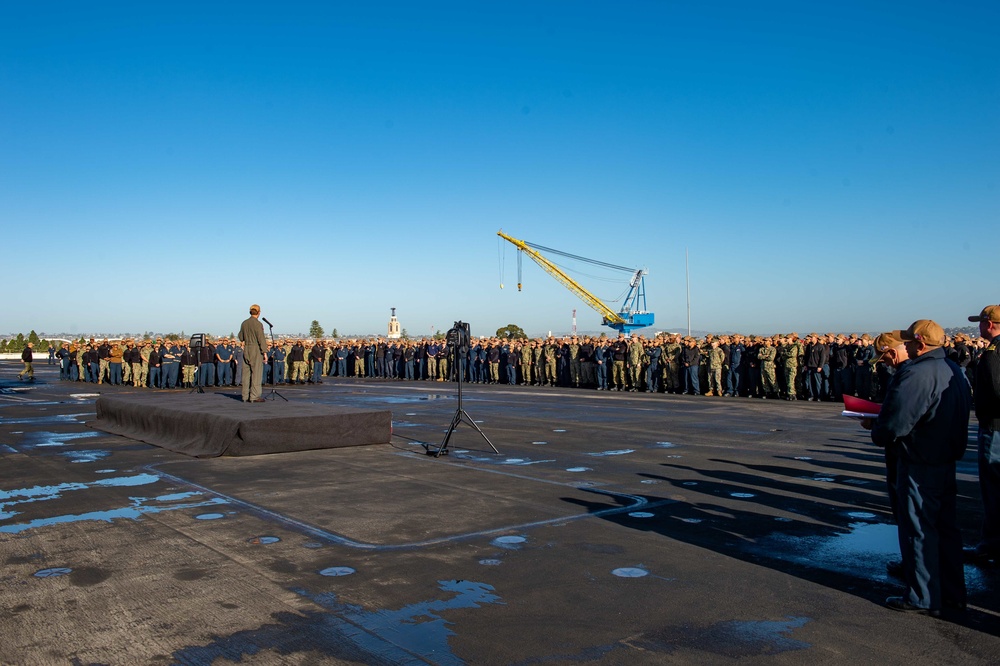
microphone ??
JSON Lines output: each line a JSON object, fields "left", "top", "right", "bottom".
{"left": 262, "top": 317, "right": 273, "bottom": 328}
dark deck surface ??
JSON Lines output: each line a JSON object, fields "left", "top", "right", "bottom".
{"left": 1, "top": 362, "right": 998, "bottom": 665}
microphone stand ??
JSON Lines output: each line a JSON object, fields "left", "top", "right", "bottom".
{"left": 263, "top": 320, "right": 288, "bottom": 402}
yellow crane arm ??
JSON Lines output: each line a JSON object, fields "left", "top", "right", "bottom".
{"left": 497, "top": 231, "right": 625, "bottom": 325}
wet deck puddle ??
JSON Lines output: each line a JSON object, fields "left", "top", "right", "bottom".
{"left": 170, "top": 579, "right": 503, "bottom": 665}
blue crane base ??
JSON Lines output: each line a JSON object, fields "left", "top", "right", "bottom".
{"left": 605, "top": 312, "right": 655, "bottom": 334}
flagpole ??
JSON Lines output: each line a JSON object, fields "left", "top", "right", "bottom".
{"left": 686, "top": 247, "right": 691, "bottom": 337}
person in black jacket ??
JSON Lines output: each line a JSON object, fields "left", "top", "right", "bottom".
{"left": 804, "top": 334, "right": 830, "bottom": 401}
{"left": 966, "top": 305, "right": 1000, "bottom": 564}
{"left": 681, "top": 337, "right": 701, "bottom": 396}
{"left": 17, "top": 342, "right": 34, "bottom": 381}
{"left": 866, "top": 319, "right": 971, "bottom": 616}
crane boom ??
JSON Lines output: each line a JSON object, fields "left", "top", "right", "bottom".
{"left": 497, "top": 230, "right": 655, "bottom": 333}
{"left": 498, "top": 231, "right": 625, "bottom": 325}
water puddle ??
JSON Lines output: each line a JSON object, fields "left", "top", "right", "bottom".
{"left": 156, "top": 492, "right": 201, "bottom": 502}
{"left": 587, "top": 449, "right": 634, "bottom": 457}
{"left": 612, "top": 567, "right": 648, "bottom": 578}
{"left": 730, "top": 493, "right": 755, "bottom": 499}
{"left": 60, "top": 450, "right": 111, "bottom": 463}
{"left": 566, "top": 467, "right": 591, "bottom": 473}
{"left": 552, "top": 429, "right": 567, "bottom": 433}
{"left": 195, "top": 513, "right": 225, "bottom": 520}
{"left": 171, "top": 580, "right": 502, "bottom": 664}
{"left": 0, "top": 413, "right": 88, "bottom": 425}
{"left": 491, "top": 535, "right": 526, "bottom": 550}
{"left": 344, "top": 395, "right": 454, "bottom": 405}
{"left": 34, "top": 567, "right": 73, "bottom": 578}
{"left": 628, "top": 512, "right": 654, "bottom": 518}
{"left": 1, "top": 495, "right": 228, "bottom": 535}
{"left": 479, "top": 559, "right": 502, "bottom": 566}
{"left": 0, "top": 474, "right": 161, "bottom": 516}
{"left": 531, "top": 441, "right": 548, "bottom": 445}
{"left": 451, "top": 452, "right": 554, "bottom": 466}
{"left": 19, "top": 431, "right": 102, "bottom": 448}
{"left": 640, "top": 479, "right": 662, "bottom": 485}
{"left": 249, "top": 536, "right": 281, "bottom": 545}
{"left": 652, "top": 442, "right": 677, "bottom": 449}
{"left": 747, "top": 521, "right": 987, "bottom": 592}
{"left": 318, "top": 567, "right": 356, "bottom": 577}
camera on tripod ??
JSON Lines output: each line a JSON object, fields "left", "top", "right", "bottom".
{"left": 446, "top": 321, "right": 471, "bottom": 354}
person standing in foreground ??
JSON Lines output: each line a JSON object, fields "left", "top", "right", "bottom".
{"left": 866, "top": 319, "right": 970, "bottom": 616}
{"left": 869, "top": 330, "right": 909, "bottom": 580}
{"left": 17, "top": 342, "right": 35, "bottom": 381}
{"left": 965, "top": 305, "right": 1000, "bottom": 564}
{"left": 239, "top": 304, "right": 269, "bottom": 403}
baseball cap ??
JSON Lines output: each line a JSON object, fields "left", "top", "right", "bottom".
{"left": 899, "top": 320, "right": 945, "bottom": 348}
{"left": 968, "top": 305, "right": 1000, "bottom": 324}
{"left": 874, "top": 330, "right": 905, "bottom": 359}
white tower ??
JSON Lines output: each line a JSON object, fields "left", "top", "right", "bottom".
{"left": 387, "top": 307, "right": 401, "bottom": 339}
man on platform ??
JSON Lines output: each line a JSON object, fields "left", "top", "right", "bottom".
{"left": 239, "top": 304, "right": 268, "bottom": 403}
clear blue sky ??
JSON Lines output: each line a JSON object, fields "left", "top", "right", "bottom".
{"left": 3, "top": 1, "right": 997, "bottom": 338}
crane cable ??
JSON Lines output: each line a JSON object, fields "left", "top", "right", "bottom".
{"left": 498, "top": 235, "right": 505, "bottom": 289}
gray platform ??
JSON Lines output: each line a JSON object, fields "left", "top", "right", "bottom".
{"left": 91, "top": 392, "right": 391, "bottom": 457}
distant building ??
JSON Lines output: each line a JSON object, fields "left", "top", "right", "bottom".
{"left": 387, "top": 308, "right": 401, "bottom": 339}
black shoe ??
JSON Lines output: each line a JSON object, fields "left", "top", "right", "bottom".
{"left": 886, "top": 597, "right": 940, "bottom": 617}
{"left": 963, "top": 545, "right": 996, "bottom": 563}
{"left": 943, "top": 599, "right": 967, "bottom": 612}
{"left": 886, "top": 560, "right": 904, "bottom": 580}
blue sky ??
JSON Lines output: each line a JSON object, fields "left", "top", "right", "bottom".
{"left": 3, "top": 1, "right": 997, "bottom": 338}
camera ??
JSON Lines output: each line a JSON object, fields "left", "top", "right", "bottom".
{"left": 446, "top": 321, "right": 471, "bottom": 354}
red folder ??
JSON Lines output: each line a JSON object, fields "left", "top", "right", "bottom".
{"left": 842, "top": 394, "right": 882, "bottom": 420}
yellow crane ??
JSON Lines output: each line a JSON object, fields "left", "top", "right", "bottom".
{"left": 497, "top": 230, "right": 654, "bottom": 334}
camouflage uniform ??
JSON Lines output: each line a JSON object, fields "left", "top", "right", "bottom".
{"left": 707, "top": 345, "right": 725, "bottom": 395}
{"left": 776, "top": 342, "right": 796, "bottom": 399}
{"left": 662, "top": 339, "right": 681, "bottom": 393}
{"left": 543, "top": 341, "right": 558, "bottom": 386}
{"left": 139, "top": 344, "right": 151, "bottom": 387}
{"left": 758, "top": 343, "right": 778, "bottom": 397}
{"left": 568, "top": 342, "right": 581, "bottom": 386}
{"left": 628, "top": 338, "right": 644, "bottom": 391}
{"left": 520, "top": 344, "right": 533, "bottom": 385}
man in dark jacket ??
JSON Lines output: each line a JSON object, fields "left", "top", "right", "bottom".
{"left": 867, "top": 319, "right": 971, "bottom": 616}
{"left": 17, "top": 343, "right": 34, "bottom": 381}
{"left": 965, "top": 305, "right": 1000, "bottom": 564}
{"left": 804, "top": 334, "right": 830, "bottom": 401}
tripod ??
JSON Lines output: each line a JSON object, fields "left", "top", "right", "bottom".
{"left": 424, "top": 345, "right": 499, "bottom": 457}
{"left": 263, "top": 320, "right": 288, "bottom": 402}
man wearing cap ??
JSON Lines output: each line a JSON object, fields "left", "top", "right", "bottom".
{"left": 867, "top": 319, "right": 970, "bottom": 616}
{"left": 966, "top": 305, "right": 1000, "bottom": 563}
{"left": 867, "top": 330, "right": 909, "bottom": 580}
{"left": 239, "top": 304, "right": 268, "bottom": 402}
{"left": 17, "top": 342, "right": 35, "bottom": 381}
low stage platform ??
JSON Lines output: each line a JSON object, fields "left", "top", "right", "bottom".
{"left": 90, "top": 393, "right": 391, "bottom": 457}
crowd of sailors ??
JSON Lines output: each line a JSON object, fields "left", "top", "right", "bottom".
{"left": 51, "top": 331, "right": 986, "bottom": 402}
